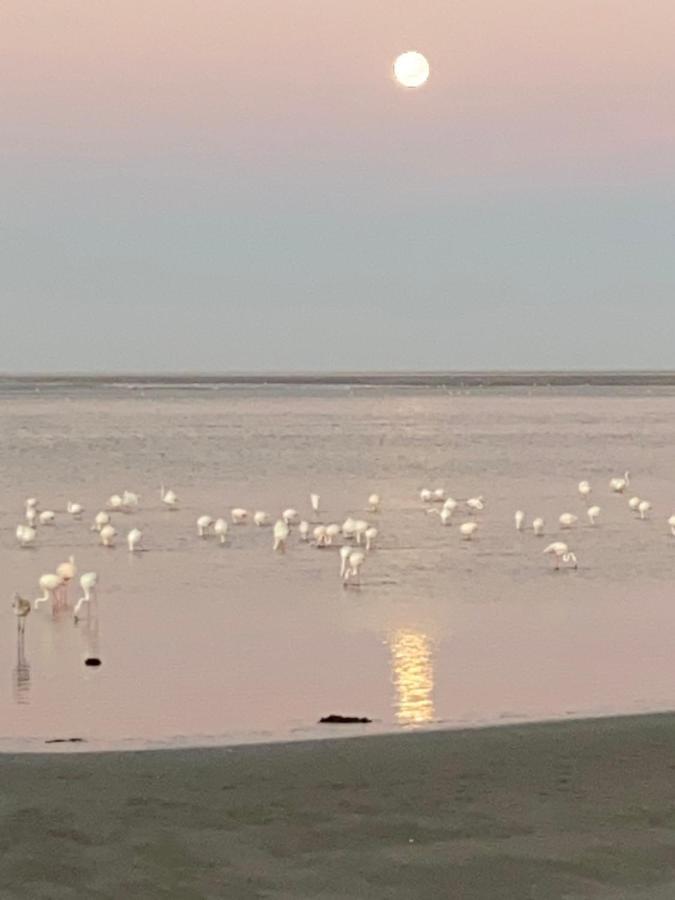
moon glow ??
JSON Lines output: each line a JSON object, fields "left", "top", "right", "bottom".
{"left": 393, "top": 51, "right": 430, "bottom": 88}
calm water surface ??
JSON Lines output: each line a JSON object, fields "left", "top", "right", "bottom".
{"left": 2, "top": 383, "right": 675, "bottom": 751}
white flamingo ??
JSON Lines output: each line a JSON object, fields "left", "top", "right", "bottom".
{"left": 578, "top": 480, "right": 591, "bottom": 501}
{"left": 339, "top": 546, "right": 352, "bottom": 578}
{"left": 559, "top": 513, "right": 578, "bottom": 529}
{"left": 343, "top": 550, "right": 365, "bottom": 585}
{"left": 16, "top": 525, "right": 36, "bottom": 548}
{"left": 543, "top": 542, "right": 578, "bottom": 570}
{"left": 73, "top": 572, "right": 98, "bottom": 621}
{"left": 628, "top": 496, "right": 641, "bottom": 512}
{"left": 253, "top": 511, "right": 270, "bottom": 526}
{"left": 34, "top": 573, "right": 63, "bottom": 610}
{"left": 25, "top": 507, "right": 38, "bottom": 527}
{"left": 587, "top": 506, "right": 601, "bottom": 525}
{"left": 325, "top": 524, "right": 341, "bottom": 545}
{"left": 92, "top": 511, "right": 110, "bottom": 532}
{"left": 67, "top": 501, "right": 84, "bottom": 517}
{"left": 610, "top": 471, "right": 630, "bottom": 493}
{"left": 459, "top": 522, "right": 478, "bottom": 541}
{"left": 532, "top": 517, "right": 545, "bottom": 536}
{"left": 353, "top": 520, "right": 369, "bottom": 545}
{"left": 39, "top": 510, "right": 56, "bottom": 525}
{"left": 107, "top": 494, "right": 124, "bottom": 511}
{"left": 638, "top": 500, "right": 651, "bottom": 520}
{"left": 214, "top": 518, "right": 229, "bottom": 544}
{"left": 515, "top": 510, "right": 525, "bottom": 531}
{"left": 668, "top": 515, "right": 675, "bottom": 537}
{"left": 466, "top": 496, "right": 485, "bottom": 513}
{"left": 282, "top": 508, "right": 299, "bottom": 525}
{"left": 420, "top": 489, "right": 433, "bottom": 503}
{"left": 310, "top": 493, "right": 320, "bottom": 516}
{"left": 342, "top": 518, "right": 357, "bottom": 541}
{"left": 231, "top": 508, "right": 248, "bottom": 525}
{"left": 273, "top": 519, "right": 289, "bottom": 553}
{"left": 313, "top": 525, "right": 328, "bottom": 547}
{"left": 364, "top": 526, "right": 378, "bottom": 551}
{"left": 197, "top": 515, "right": 213, "bottom": 538}
{"left": 299, "top": 521, "right": 310, "bottom": 541}
{"left": 56, "top": 556, "right": 77, "bottom": 584}
{"left": 99, "top": 524, "right": 116, "bottom": 548}
{"left": 432, "top": 488, "right": 446, "bottom": 502}
{"left": 127, "top": 528, "right": 143, "bottom": 552}
{"left": 368, "top": 493, "right": 380, "bottom": 512}
{"left": 160, "top": 486, "right": 178, "bottom": 510}
{"left": 122, "top": 490, "right": 139, "bottom": 511}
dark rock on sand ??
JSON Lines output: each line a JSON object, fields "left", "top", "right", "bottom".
{"left": 319, "top": 714, "right": 372, "bottom": 724}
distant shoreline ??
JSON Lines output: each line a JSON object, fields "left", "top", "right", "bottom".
{"left": 3, "top": 371, "right": 675, "bottom": 387}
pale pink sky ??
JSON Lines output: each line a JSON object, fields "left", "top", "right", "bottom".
{"left": 2, "top": 1, "right": 675, "bottom": 372}
{"left": 3, "top": 0, "right": 675, "bottom": 180}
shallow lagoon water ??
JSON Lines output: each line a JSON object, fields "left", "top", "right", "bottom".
{"left": 2, "top": 382, "right": 675, "bottom": 751}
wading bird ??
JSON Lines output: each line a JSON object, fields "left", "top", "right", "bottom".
{"left": 610, "top": 471, "right": 630, "bottom": 493}
{"left": 532, "top": 517, "right": 545, "bottom": 536}
{"left": 73, "top": 572, "right": 98, "bottom": 621}
{"left": 587, "top": 506, "right": 601, "bottom": 525}
{"left": 214, "top": 519, "right": 228, "bottom": 544}
{"left": 127, "top": 528, "right": 143, "bottom": 552}
{"left": 12, "top": 594, "right": 31, "bottom": 634}
{"left": 273, "top": 519, "right": 289, "bottom": 553}
{"left": 543, "top": 542, "right": 578, "bottom": 570}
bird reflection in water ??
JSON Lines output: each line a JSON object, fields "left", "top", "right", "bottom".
{"left": 13, "top": 631, "right": 31, "bottom": 704}
{"left": 391, "top": 629, "right": 435, "bottom": 725}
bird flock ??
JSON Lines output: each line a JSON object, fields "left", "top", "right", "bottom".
{"left": 10, "top": 469, "right": 675, "bottom": 637}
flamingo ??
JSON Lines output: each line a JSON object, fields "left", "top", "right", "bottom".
{"left": 56, "top": 556, "right": 77, "bottom": 583}
{"left": 432, "top": 488, "right": 446, "bottom": 502}
{"left": 16, "top": 525, "right": 36, "bottom": 548}
{"left": 532, "top": 517, "right": 545, "bottom": 536}
{"left": 466, "top": 496, "right": 485, "bottom": 513}
{"left": 339, "top": 546, "right": 352, "bottom": 578}
{"left": 253, "top": 511, "right": 270, "bottom": 526}
{"left": 310, "top": 493, "right": 320, "bottom": 516}
{"left": 325, "top": 524, "right": 341, "bottom": 545}
{"left": 515, "top": 510, "right": 525, "bottom": 531}
{"left": 282, "top": 508, "right": 299, "bottom": 525}
{"left": 578, "top": 480, "right": 591, "bottom": 501}
{"left": 587, "top": 506, "right": 601, "bottom": 525}
{"left": 559, "top": 513, "right": 578, "bottom": 529}
{"left": 313, "top": 525, "right": 328, "bottom": 547}
{"left": 127, "top": 528, "right": 143, "bottom": 552}
{"left": 368, "top": 493, "right": 380, "bottom": 513}
{"left": 107, "top": 494, "right": 124, "bottom": 511}
{"left": 668, "top": 515, "right": 675, "bottom": 537}
{"left": 443, "top": 497, "right": 458, "bottom": 514}
{"left": 353, "top": 520, "right": 369, "bottom": 545}
{"left": 25, "top": 507, "right": 38, "bottom": 527}
{"left": 34, "top": 573, "right": 63, "bottom": 610}
{"left": 231, "top": 508, "right": 248, "bottom": 525}
{"left": 364, "top": 526, "right": 378, "bottom": 551}
{"left": 197, "top": 515, "right": 213, "bottom": 538}
{"left": 299, "top": 521, "right": 310, "bottom": 541}
{"left": 273, "top": 519, "right": 289, "bottom": 553}
{"left": 92, "top": 511, "right": 110, "bottom": 532}
{"left": 160, "top": 486, "right": 178, "bottom": 510}
{"left": 39, "top": 510, "right": 56, "bottom": 525}
{"left": 638, "top": 500, "right": 652, "bottom": 520}
{"left": 25, "top": 498, "right": 38, "bottom": 512}
{"left": 122, "top": 490, "right": 139, "bottom": 511}
{"left": 610, "top": 471, "right": 630, "bottom": 493}
{"left": 214, "top": 518, "right": 229, "bottom": 544}
{"left": 628, "top": 496, "right": 641, "bottom": 512}
{"left": 342, "top": 518, "right": 357, "bottom": 541}
{"left": 343, "top": 550, "right": 365, "bottom": 586}
{"left": 12, "top": 594, "right": 31, "bottom": 634}
{"left": 420, "top": 489, "right": 433, "bottom": 503}
{"left": 99, "top": 524, "right": 116, "bottom": 548}
{"left": 543, "top": 542, "right": 578, "bottom": 570}
{"left": 459, "top": 522, "right": 478, "bottom": 541}
{"left": 73, "top": 572, "right": 98, "bottom": 621}
{"left": 67, "top": 501, "right": 84, "bottom": 517}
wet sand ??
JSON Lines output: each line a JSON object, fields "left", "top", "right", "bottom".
{"left": 2, "top": 714, "right": 675, "bottom": 899}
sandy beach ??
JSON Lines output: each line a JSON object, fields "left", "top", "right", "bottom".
{"left": 2, "top": 714, "right": 675, "bottom": 899}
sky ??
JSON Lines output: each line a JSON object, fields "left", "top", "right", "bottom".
{"left": 2, "top": 0, "right": 675, "bottom": 373}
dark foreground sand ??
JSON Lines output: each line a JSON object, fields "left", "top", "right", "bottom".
{"left": 2, "top": 715, "right": 675, "bottom": 899}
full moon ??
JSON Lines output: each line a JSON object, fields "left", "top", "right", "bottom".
{"left": 393, "top": 51, "right": 430, "bottom": 89}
